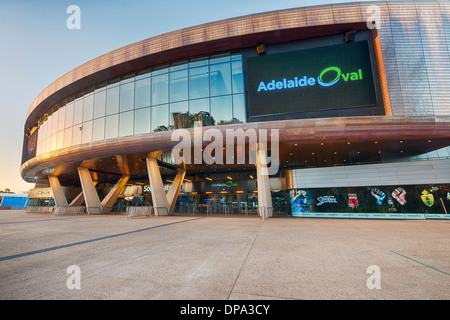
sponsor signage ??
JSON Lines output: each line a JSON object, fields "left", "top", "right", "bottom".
{"left": 211, "top": 181, "right": 238, "bottom": 188}
{"left": 246, "top": 41, "right": 378, "bottom": 117}
{"left": 316, "top": 195, "right": 337, "bottom": 206}
{"left": 28, "top": 187, "right": 53, "bottom": 199}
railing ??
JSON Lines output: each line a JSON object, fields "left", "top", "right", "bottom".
{"left": 53, "top": 206, "right": 86, "bottom": 215}
{"left": 126, "top": 206, "right": 152, "bottom": 219}
{"left": 26, "top": 206, "right": 54, "bottom": 213}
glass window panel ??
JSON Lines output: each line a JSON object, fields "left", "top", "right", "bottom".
{"left": 189, "top": 98, "right": 210, "bottom": 115}
{"left": 94, "top": 90, "right": 106, "bottom": 118}
{"left": 152, "top": 73, "right": 169, "bottom": 105}
{"left": 64, "top": 127, "right": 72, "bottom": 148}
{"left": 170, "top": 69, "right": 188, "bottom": 102}
{"left": 151, "top": 104, "right": 169, "bottom": 132}
{"left": 57, "top": 131, "right": 64, "bottom": 150}
{"left": 119, "top": 111, "right": 134, "bottom": 137}
{"left": 46, "top": 116, "right": 53, "bottom": 137}
{"left": 105, "top": 114, "right": 119, "bottom": 139}
{"left": 45, "top": 138, "right": 51, "bottom": 153}
{"left": 170, "top": 60, "right": 188, "bottom": 72}
{"left": 65, "top": 102, "right": 74, "bottom": 127}
{"left": 83, "top": 94, "right": 94, "bottom": 121}
{"left": 92, "top": 117, "right": 105, "bottom": 142}
{"left": 135, "top": 69, "right": 151, "bottom": 80}
{"left": 152, "top": 64, "right": 169, "bottom": 76}
{"left": 37, "top": 126, "right": 43, "bottom": 143}
{"left": 231, "top": 61, "right": 243, "bottom": 94}
{"left": 210, "top": 53, "right": 230, "bottom": 65}
{"left": 51, "top": 111, "right": 59, "bottom": 135}
{"left": 134, "top": 107, "right": 150, "bottom": 134}
{"left": 210, "top": 62, "right": 231, "bottom": 96}
{"left": 107, "top": 78, "right": 120, "bottom": 88}
{"left": 120, "top": 81, "right": 134, "bottom": 112}
{"left": 57, "top": 107, "right": 66, "bottom": 132}
{"left": 232, "top": 94, "right": 246, "bottom": 123}
{"left": 170, "top": 101, "right": 189, "bottom": 129}
{"left": 106, "top": 86, "right": 120, "bottom": 115}
{"left": 82, "top": 120, "right": 93, "bottom": 144}
{"left": 189, "top": 66, "right": 209, "bottom": 99}
{"left": 40, "top": 121, "right": 47, "bottom": 141}
{"left": 231, "top": 53, "right": 242, "bottom": 61}
{"left": 189, "top": 98, "right": 210, "bottom": 127}
{"left": 135, "top": 77, "right": 151, "bottom": 109}
{"left": 189, "top": 56, "right": 208, "bottom": 68}
{"left": 72, "top": 125, "right": 82, "bottom": 145}
{"left": 73, "top": 98, "right": 83, "bottom": 125}
{"left": 36, "top": 141, "right": 41, "bottom": 156}
{"left": 211, "top": 95, "right": 232, "bottom": 125}
{"left": 51, "top": 134, "right": 57, "bottom": 151}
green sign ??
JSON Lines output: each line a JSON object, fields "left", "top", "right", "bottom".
{"left": 247, "top": 41, "right": 378, "bottom": 117}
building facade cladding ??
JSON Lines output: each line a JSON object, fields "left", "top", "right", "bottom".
{"left": 20, "top": 1, "right": 450, "bottom": 216}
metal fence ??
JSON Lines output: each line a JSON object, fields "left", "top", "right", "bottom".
{"left": 126, "top": 206, "right": 152, "bottom": 219}
{"left": 53, "top": 206, "right": 86, "bottom": 215}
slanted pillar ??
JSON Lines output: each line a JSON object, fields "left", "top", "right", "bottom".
{"left": 166, "top": 168, "right": 186, "bottom": 214}
{"left": 77, "top": 167, "right": 102, "bottom": 214}
{"left": 69, "top": 181, "right": 98, "bottom": 207}
{"left": 101, "top": 175, "right": 129, "bottom": 213}
{"left": 146, "top": 157, "right": 170, "bottom": 216}
{"left": 256, "top": 148, "right": 273, "bottom": 218}
{"left": 48, "top": 175, "right": 68, "bottom": 207}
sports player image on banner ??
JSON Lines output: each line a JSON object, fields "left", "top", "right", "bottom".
{"left": 392, "top": 187, "right": 407, "bottom": 205}
{"left": 290, "top": 190, "right": 310, "bottom": 215}
{"left": 371, "top": 188, "right": 386, "bottom": 205}
{"left": 348, "top": 193, "right": 359, "bottom": 208}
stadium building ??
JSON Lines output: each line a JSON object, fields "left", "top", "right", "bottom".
{"left": 21, "top": 1, "right": 450, "bottom": 219}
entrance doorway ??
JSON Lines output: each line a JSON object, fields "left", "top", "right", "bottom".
{"left": 174, "top": 190, "right": 289, "bottom": 215}
{"left": 174, "top": 191, "right": 260, "bottom": 215}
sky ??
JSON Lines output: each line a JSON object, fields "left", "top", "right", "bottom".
{"left": 0, "top": 0, "right": 377, "bottom": 193}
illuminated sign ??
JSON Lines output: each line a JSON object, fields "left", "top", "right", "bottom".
{"left": 256, "top": 67, "right": 364, "bottom": 92}
{"left": 247, "top": 41, "right": 378, "bottom": 117}
{"left": 211, "top": 181, "right": 237, "bottom": 188}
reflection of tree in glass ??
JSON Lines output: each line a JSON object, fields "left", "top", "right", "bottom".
{"left": 153, "top": 125, "right": 169, "bottom": 132}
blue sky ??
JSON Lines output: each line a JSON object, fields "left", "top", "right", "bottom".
{"left": 0, "top": 0, "right": 374, "bottom": 193}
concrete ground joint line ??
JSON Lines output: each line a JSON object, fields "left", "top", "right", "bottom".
{"left": 226, "top": 220, "right": 265, "bottom": 300}
{"left": 390, "top": 250, "right": 450, "bottom": 276}
{"left": 0, "top": 217, "right": 203, "bottom": 262}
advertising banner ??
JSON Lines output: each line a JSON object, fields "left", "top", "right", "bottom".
{"left": 247, "top": 41, "right": 378, "bottom": 117}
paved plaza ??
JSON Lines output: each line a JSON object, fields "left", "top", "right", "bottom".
{"left": 0, "top": 210, "right": 449, "bottom": 300}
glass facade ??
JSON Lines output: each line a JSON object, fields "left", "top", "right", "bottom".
{"left": 289, "top": 184, "right": 450, "bottom": 217}
{"left": 35, "top": 52, "right": 244, "bottom": 156}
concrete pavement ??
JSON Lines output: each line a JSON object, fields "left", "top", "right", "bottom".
{"left": 0, "top": 210, "right": 449, "bottom": 300}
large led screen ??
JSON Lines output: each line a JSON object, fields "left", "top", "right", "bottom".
{"left": 246, "top": 41, "right": 378, "bottom": 117}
